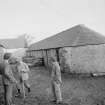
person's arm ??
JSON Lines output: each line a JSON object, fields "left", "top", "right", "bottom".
{"left": 25, "top": 63, "right": 30, "bottom": 72}
{"left": 51, "top": 64, "right": 56, "bottom": 81}
{"left": 25, "top": 63, "right": 31, "bottom": 78}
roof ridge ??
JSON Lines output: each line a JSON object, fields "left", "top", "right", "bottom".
{"left": 29, "top": 24, "right": 105, "bottom": 50}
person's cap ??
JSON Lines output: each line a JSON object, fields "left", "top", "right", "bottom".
{"left": 3, "top": 53, "right": 11, "bottom": 60}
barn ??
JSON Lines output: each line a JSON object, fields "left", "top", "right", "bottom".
{"left": 0, "top": 35, "right": 26, "bottom": 49}
{"left": 0, "top": 35, "right": 28, "bottom": 60}
{"left": 27, "top": 24, "right": 105, "bottom": 73}
{"left": 0, "top": 44, "right": 5, "bottom": 63}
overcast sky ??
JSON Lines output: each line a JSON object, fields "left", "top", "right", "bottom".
{"left": 0, "top": 0, "right": 105, "bottom": 41}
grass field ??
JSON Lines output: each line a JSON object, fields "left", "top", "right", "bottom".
{"left": 1, "top": 67, "right": 105, "bottom": 105}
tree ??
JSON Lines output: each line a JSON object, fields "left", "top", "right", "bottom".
{"left": 24, "top": 34, "right": 35, "bottom": 48}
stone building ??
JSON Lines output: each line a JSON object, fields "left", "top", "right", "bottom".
{"left": 0, "top": 44, "right": 5, "bottom": 63}
{"left": 27, "top": 24, "right": 105, "bottom": 73}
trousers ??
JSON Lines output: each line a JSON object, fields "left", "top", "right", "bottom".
{"left": 51, "top": 81, "right": 62, "bottom": 102}
{"left": 3, "top": 84, "right": 13, "bottom": 105}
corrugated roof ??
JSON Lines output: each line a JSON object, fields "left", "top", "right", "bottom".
{"left": 0, "top": 36, "right": 25, "bottom": 49}
{"left": 29, "top": 24, "right": 105, "bottom": 51}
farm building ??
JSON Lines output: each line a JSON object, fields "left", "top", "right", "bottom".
{"left": 0, "top": 35, "right": 28, "bottom": 59}
{"left": 0, "top": 44, "right": 5, "bottom": 63}
{"left": 0, "top": 35, "right": 27, "bottom": 49}
{"left": 27, "top": 24, "right": 105, "bottom": 73}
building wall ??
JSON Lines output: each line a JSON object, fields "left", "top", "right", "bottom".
{"left": 59, "top": 44, "right": 105, "bottom": 73}
{"left": 0, "top": 47, "right": 5, "bottom": 63}
{"left": 27, "top": 44, "right": 105, "bottom": 73}
{"left": 27, "top": 50, "right": 43, "bottom": 58}
{"left": 59, "top": 47, "right": 72, "bottom": 72}
{"left": 42, "top": 50, "right": 48, "bottom": 66}
{"left": 27, "top": 49, "right": 57, "bottom": 68}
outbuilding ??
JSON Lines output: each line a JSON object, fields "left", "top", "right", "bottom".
{"left": 27, "top": 24, "right": 105, "bottom": 73}
{"left": 0, "top": 44, "right": 5, "bottom": 63}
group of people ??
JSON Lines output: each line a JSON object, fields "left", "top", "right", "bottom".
{"left": 0, "top": 52, "right": 30, "bottom": 105}
{"left": 0, "top": 52, "right": 63, "bottom": 105}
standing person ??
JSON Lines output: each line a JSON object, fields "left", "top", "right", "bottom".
{"left": 8, "top": 57, "right": 21, "bottom": 97}
{"left": 0, "top": 44, "right": 5, "bottom": 74}
{"left": 16, "top": 59, "right": 31, "bottom": 99}
{"left": 50, "top": 57, "right": 62, "bottom": 104}
{"left": 2, "top": 53, "right": 17, "bottom": 105}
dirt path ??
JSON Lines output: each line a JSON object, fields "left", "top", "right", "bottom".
{"left": 1, "top": 67, "right": 105, "bottom": 105}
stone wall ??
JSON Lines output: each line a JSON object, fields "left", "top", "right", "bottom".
{"left": 27, "top": 44, "right": 105, "bottom": 73}
{"left": 59, "top": 44, "right": 105, "bottom": 73}
{"left": 0, "top": 47, "right": 5, "bottom": 63}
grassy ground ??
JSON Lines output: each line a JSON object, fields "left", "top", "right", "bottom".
{"left": 1, "top": 67, "right": 105, "bottom": 105}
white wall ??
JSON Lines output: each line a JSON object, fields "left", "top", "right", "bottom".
{"left": 59, "top": 44, "right": 105, "bottom": 73}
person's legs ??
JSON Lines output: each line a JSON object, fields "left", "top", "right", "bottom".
{"left": 15, "top": 83, "right": 21, "bottom": 97}
{"left": 21, "top": 81, "right": 25, "bottom": 99}
{"left": 24, "top": 80, "right": 31, "bottom": 92}
{"left": 3, "top": 84, "right": 7, "bottom": 105}
{"left": 54, "top": 82, "right": 62, "bottom": 103}
{"left": 51, "top": 82, "right": 57, "bottom": 102}
{"left": 6, "top": 85, "right": 14, "bottom": 105}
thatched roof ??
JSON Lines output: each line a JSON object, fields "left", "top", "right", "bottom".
{"left": 29, "top": 24, "right": 105, "bottom": 51}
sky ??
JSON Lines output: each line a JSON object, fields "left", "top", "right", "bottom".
{"left": 0, "top": 0, "right": 105, "bottom": 42}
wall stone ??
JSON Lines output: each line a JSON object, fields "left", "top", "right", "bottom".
{"left": 59, "top": 44, "right": 105, "bottom": 73}
{"left": 0, "top": 47, "right": 5, "bottom": 63}
{"left": 59, "top": 47, "right": 72, "bottom": 72}
{"left": 27, "top": 44, "right": 105, "bottom": 73}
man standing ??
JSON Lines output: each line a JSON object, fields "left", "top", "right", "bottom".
{"left": 2, "top": 53, "right": 17, "bottom": 105}
{"left": 50, "top": 57, "right": 62, "bottom": 104}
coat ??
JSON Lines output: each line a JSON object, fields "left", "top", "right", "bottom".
{"left": 0, "top": 60, "right": 17, "bottom": 85}
{"left": 51, "top": 62, "right": 62, "bottom": 84}
{"left": 17, "top": 61, "right": 29, "bottom": 81}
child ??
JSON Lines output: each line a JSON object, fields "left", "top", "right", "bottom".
{"left": 16, "top": 59, "right": 31, "bottom": 99}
